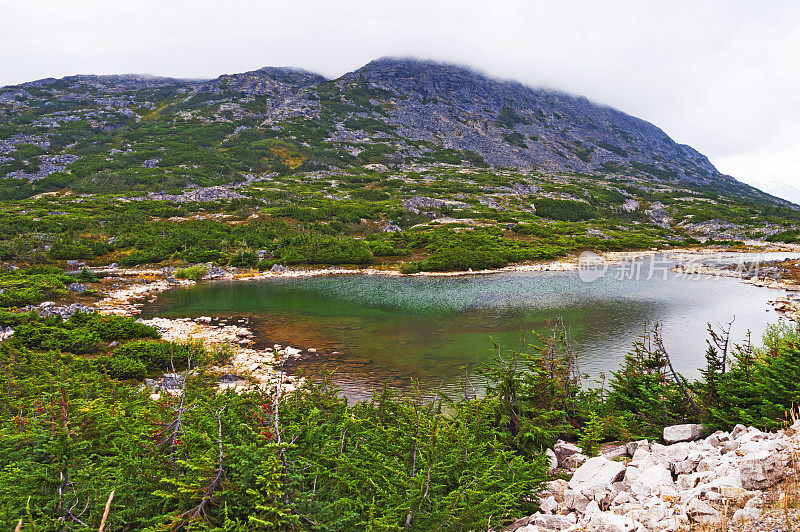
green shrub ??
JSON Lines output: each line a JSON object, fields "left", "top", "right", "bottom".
{"left": 229, "top": 250, "right": 257, "bottom": 267}
{"left": 534, "top": 198, "right": 598, "bottom": 221}
{"left": 104, "top": 353, "right": 147, "bottom": 379}
{"left": 175, "top": 264, "right": 208, "bottom": 282}
{"left": 69, "top": 312, "right": 160, "bottom": 342}
{"left": 113, "top": 339, "right": 189, "bottom": 370}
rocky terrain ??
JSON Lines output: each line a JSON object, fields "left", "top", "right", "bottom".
{"left": 511, "top": 422, "right": 800, "bottom": 531}
{"left": 0, "top": 57, "right": 792, "bottom": 207}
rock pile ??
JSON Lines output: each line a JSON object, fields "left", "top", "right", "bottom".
{"left": 510, "top": 422, "right": 799, "bottom": 531}
{"left": 141, "top": 316, "right": 303, "bottom": 394}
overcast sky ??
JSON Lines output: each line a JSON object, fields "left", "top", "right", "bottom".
{"left": 2, "top": 1, "right": 798, "bottom": 191}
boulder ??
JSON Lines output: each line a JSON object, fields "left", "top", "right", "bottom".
{"left": 545, "top": 479, "right": 569, "bottom": 502}
{"left": 687, "top": 498, "right": 718, "bottom": 518}
{"left": 538, "top": 495, "right": 558, "bottom": 514}
{"left": 626, "top": 463, "right": 672, "bottom": 498}
{"left": 663, "top": 424, "right": 705, "bottom": 443}
{"left": 739, "top": 449, "right": 788, "bottom": 489}
{"left": 68, "top": 282, "right": 87, "bottom": 293}
{"left": 563, "top": 488, "right": 591, "bottom": 513}
{"left": 732, "top": 507, "right": 761, "bottom": 523}
{"left": 553, "top": 440, "right": 581, "bottom": 468}
{"left": 569, "top": 457, "right": 626, "bottom": 497}
{"left": 602, "top": 444, "right": 629, "bottom": 461}
{"left": 731, "top": 424, "right": 748, "bottom": 439}
{"left": 363, "top": 163, "right": 389, "bottom": 173}
{"left": 588, "top": 511, "right": 643, "bottom": 532}
{"left": 532, "top": 512, "right": 577, "bottom": 530}
{"left": 563, "top": 452, "right": 588, "bottom": 469}
{"left": 516, "top": 525, "right": 544, "bottom": 532}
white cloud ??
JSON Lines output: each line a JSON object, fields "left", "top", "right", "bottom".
{"left": 1, "top": 0, "right": 798, "bottom": 187}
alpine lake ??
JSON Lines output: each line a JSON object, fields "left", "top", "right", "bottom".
{"left": 142, "top": 252, "right": 800, "bottom": 400}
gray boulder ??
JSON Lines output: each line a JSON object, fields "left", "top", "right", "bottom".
{"left": 553, "top": 440, "right": 581, "bottom": 468}
{"left": 663, "top": 423, "right": 705, "bottom": 443}
{"left": 739, "top": 449, "right": 788, "bottom": 489}
{"left": 532, "top": 512, "right": 576, "bottom": 530}
{"left": 68, "top": 282, "right": 87, "bottom": 293}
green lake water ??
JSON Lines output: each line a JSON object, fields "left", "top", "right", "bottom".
{"left": 142, "top": 253, "right": 794, "bottom": 400}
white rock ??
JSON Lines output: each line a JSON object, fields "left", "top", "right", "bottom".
{"left": 704, "top": 430, "right": 731, "bottom": 447}
{"left": 564, "top": 489, "right": 591, "bottom": 512}
{"left": 627, "top": 463, "right": 672, "bottom": 498}
{"left": 564, "top": 453, "right": 588, "bottom": 469}
{"left": 602, "top": 444, "right": 629, "bottom": 461}
{"left": 569, "top": 457, "right": 626, "bottom": 497}
{"left": 686, "top": 498, "right": 718, "bottom": 517}
{"left": 626, "top": 439, "right": 649, "bottom": 456}
{"left": 538, "top": 495, "right": 558, "bottom": 514}
{"left": 546, "top": 479, "right": 569, "bottom": 502}
{"left": 588, "top": 511, "right": 643, "bottom": 532}
{"left": 533, "top": 513, "right": 577, "bottom": 530}
{"left": 584, "top": 499, "right": 601, "bottom": 518}
{"left": 731, "top": 424, "right": 747, "bottom": 439}
{"left": 517, "top": 525, "right": 544, "bottom": 532}
{"left": 732, "top": 507, "right": 761, "bottom": 523}
{"left": 554, "top": 440, "right": 582, "bottom": 468}
{"left": 663, "top": 424, "right": 705, "bottom": 444}
{"left": 611, "top": 490, "right": 630, "bottom": 506}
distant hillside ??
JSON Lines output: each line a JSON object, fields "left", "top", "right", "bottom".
{"left": 0, "top": 57, "right": 788, "bottom": 208}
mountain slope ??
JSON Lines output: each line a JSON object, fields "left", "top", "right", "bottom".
{"left": 339, "top": 58, "right": 718, "bottom": 181}
{"left": 0, "top": 56, "right": 788, "bottom": 209}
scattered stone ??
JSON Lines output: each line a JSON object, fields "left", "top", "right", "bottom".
{"left": 68, "top": 282, "right": 88, "bottom": 293}
{"left": 663, "top": 423, "right": 705, "bottom": 443}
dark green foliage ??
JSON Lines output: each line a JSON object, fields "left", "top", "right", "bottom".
{"left": 48, "top": 236, "right": 109, "bottom": 260}
{"left": 113, "top": 339, "right": 190, "bottom": 370}
{"left": 229, "top": 250, "right": 258, "bottom": 267}
{"left": 703, "top": 323, "right": 800, "bottom": 430}
{"left": 604, "top": 324, "right": 697, "bottom": 439}
{"left": 278, "top": 234, "right": 373, "bottom": 265}
{"left": 534, "top": 198, "right": 598, "bottom": 221}
{"left": 497, "top": 105, "right": 529, "bottom": 128}
{"left": 400, "top": 227, "right": 567, "bottom": 273}
{"left": 69, "top": 312, "right": 160, "bottom": 342}
{"left": 11, "top": 321, "right": 100, "bottom": 354}
{"left": 0, "top": 344, "right": 548, "bottom": 530}
{"left": 501, "top": 131, "right": 528, "bottom": 148}
{"left": 0, "top": 267, "right": 70, "bottom": 307}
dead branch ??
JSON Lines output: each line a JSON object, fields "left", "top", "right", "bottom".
{"left": 98, "top": 490, "right": 115, "bottom": 532}
{"left": 190, "top": 405, "right": 227, "bottom": 519}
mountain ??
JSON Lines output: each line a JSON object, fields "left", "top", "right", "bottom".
{"left": 340, "top": 58, "right": 719, "bottom": 181}
{"left": 2, "top": 57, "right": 800, "bottom": 272}
{"left": 0, "top": 57, "right": 789, "bottom": 208}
